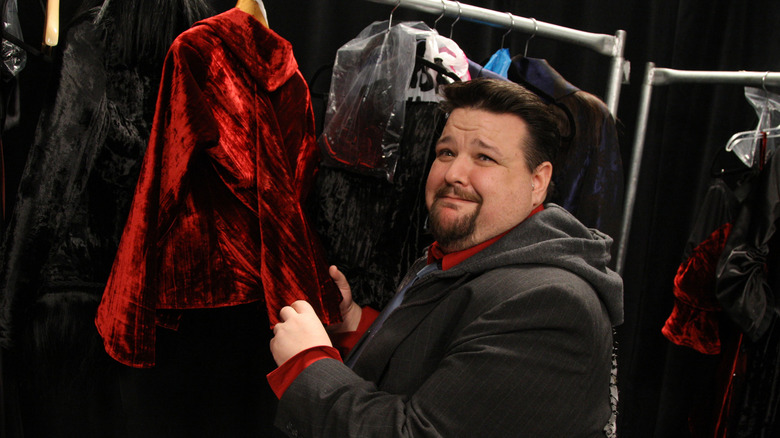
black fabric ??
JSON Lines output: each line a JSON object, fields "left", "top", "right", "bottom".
{"left": 309, "top": 101, "right": 443, "bottom": 309}
{"left": 654, "top": 177, "right": 751, "bottom": 437}
{"left": 0, "top": 12, "right": 151, "bottom": 437}
{"left": 0, "top": 11, "right": 152, "bottom": 349}
{"left": 0, "top": 1, "right": 233, "bottom": 436}
{"left": 713, "top": 150, "right": 780, "bottom": 437}
{"left": 716, "top": 151, "right": 780, "bottom": 342}
{"left": 4, "top": 1, "right": 780, "bottom": 437}
{"left": 729, "top": 318, "right": 780, "bottom": 437}
{"left": 7, "top": 290, "right": 125, "bottom": 438}
{"left": 118, "top": 303, "right": 281, "bottom": 438}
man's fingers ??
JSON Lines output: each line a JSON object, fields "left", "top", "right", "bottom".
{"left": 278, "top": 305, "right": 297, "bottom": 321}
{"left": 290, "top": 300, "right": 314, "bottom": 314}
{"left": 329, "top": 265, "right": 349, "bottom": 288}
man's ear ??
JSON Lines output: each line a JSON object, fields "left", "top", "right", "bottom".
{"left": 531, "top": 161, "right": 553, "bottom": 207}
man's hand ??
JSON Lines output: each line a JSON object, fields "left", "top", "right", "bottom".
{"left": 326, "top": 265, "right": 363, "bottom": 334}
{"left": 270, "top": 300, "right": 333, "bottom": 366}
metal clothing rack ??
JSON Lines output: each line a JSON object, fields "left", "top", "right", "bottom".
{"left": 364, "top": 0, "right": 629, "bottom": 115}
{"left": 616, "top": 62, "right": 780, "bottom": 275}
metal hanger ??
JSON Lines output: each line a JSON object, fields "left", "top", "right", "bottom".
{"left": 389, "top": 0, "right": 401, "bottom": 29}
{"left": 449, "top": 1, "right": 461, "bottom": 39}
{"left": 501, "top": 12, "right": 514, "bottom": 48}
{"left": 523, "top": 17, "right": 537, "bottom": 57}
{"left": 434, "top": 0, "right": 446, "bottom": 31}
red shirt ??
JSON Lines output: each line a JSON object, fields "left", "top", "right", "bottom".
{"left": 267, "top": 204, "right": 545, "bottom": 397}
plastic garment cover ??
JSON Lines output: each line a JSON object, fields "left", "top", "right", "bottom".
{"left": 2, "top": 0, "right": 26, "bottom": 77}
{"left": 406, "top": 31, "right": 469, "bottom": 102}
{"left": 726, "top": 87, "right": 780, "bottom": 168}
{"left": 319, "top": 21, "right": 462, "bottom": 181}
{"left": 431, "top": 34, "right": 469, "bottom": 82}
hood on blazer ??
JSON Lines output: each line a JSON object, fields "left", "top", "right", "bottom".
{"left": 191, "top": 8, "right": 299, "bottom": 92}
{"left": 449, "top": 203, "right": 625, "bottom": 326}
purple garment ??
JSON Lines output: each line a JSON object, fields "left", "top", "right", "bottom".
{"left": 509, "top": 57, "right": 624, "bottom": 242}
{"left": 472, "top": 57, "right": 624, "bottom": 241}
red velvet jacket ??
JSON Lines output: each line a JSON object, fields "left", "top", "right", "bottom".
{"left": 96, "top": 8, "right": 341, "bottom": 368}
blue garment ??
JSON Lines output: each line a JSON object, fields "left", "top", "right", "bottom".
{"left": 483, "top": 48, "right": 512, "bottom": 78}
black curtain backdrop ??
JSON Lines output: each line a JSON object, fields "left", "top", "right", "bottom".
{"left": 7, "top": 1, "right": 780, "bottom": 437}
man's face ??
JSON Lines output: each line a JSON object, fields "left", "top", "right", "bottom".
{"left": 425, "top": 107, "right": 551, "bottom": 253}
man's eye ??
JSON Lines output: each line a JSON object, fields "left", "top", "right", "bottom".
{"left": 436, "top": 149, "right": 454, "bottom": 157}
{"left": 478, "top": 154, "right": 495, "bottom": 162}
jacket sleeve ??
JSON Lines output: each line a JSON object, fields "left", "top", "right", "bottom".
{"left": 95, "top": 38, "right": 219, "bottom": 367}
{"left": 274, "top": 274, "right": 613, "bottom": 437}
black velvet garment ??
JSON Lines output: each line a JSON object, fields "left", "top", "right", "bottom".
{"left": 0, "top": 13, "right": 156, "bottom": 350}
{"left": 0, "top": 10, "right": 156, "bottom": 437}
{"left": 309, "top": 101, "right": 444, "bottom": 309}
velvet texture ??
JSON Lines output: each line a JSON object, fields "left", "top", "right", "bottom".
{"left": 663, "top": 223, "right": 732, "bottom": 355}
{"left": 655, "top": 177, "right": 744, "bottom": 437}
{"left": 96, "top": 8, "right": 341, "bottom": 368}
{"left": 309, "top": 101, "right": 442, "bottom": 310}
{"left": 655, "top": 161, "right": 780, "bottom": 436}
{"left": 0, "top": 5, "right": 156, "bottom": 436}
{"left": 0, "top": 5, "right": 151, "bottom": 350}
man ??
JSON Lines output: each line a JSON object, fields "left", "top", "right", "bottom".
{"left": 268, "top": 78, "right": 624, "bottom": 437}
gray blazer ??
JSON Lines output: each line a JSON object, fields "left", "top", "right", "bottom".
{"left": 275, "top": 205, "right": 623, "bottom": 437}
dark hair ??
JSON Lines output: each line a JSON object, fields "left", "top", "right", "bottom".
{"left": 439, "top": 78, "right": 561, "bottom": 172}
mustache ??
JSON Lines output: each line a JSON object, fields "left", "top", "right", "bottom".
{"left": 434, "top": 186, "right": 482, "bottom": 203}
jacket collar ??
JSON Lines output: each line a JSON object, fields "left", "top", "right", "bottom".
{"left": 508, "top": 57, "right": 579, "bottom": 102}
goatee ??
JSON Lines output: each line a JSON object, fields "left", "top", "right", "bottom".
{"left": 428, "top": 186, "right": 481, "bottom": 250}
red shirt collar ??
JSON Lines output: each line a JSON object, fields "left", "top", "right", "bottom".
{"left": 427, "top": 204, "right": 545, "bottom": 270}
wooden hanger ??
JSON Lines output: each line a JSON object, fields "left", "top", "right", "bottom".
{"left": 43, "top": 0, "right": 59, "bottom": 51}
{"left": 235, "top": 0, "right": 269, "bottom": 27}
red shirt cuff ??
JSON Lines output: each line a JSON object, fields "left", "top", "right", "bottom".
{"left": 330, "top": 306, "right": 379, "bottom": 357}
{"left": 266, "top": 346, "right": 342, "bottom": 399}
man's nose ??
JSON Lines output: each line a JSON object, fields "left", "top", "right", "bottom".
{"left": 443, "top": 156, "right": 470, "bottom": 186}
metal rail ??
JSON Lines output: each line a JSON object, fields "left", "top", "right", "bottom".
{"left": 616, "top": 63, "right": 780, "bottom": 274}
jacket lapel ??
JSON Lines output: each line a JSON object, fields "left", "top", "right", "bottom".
{"left": 351, "top": 274, "right": 468, "bottom": 382}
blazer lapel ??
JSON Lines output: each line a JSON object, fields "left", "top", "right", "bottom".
{"left": 352, "top": 274, "right": 468, "bottom": 382}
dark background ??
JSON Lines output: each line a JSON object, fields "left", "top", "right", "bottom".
{"left": 7, "top": 0, "right": 780, "bottom": 436}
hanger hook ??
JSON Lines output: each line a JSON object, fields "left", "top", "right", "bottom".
{"left": 501, "top": 13, "right": 514, "bottom": 48}
{"left": 434, "top": 0, "right": 446, "bottom": 31}
{"left": 449, "top": 1, "right": 461, "bottom": 39}
{"left": 389, "top": 0, "right": 401, "bottom": 29}
{"left": 523, "top": 17, "right": 538, "bottom": 57}
{"left": 761, "top": 71, "right": 771, "bottom": 117}
{"left": 762, "top": 71, "right": 770, "bottom": 93}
